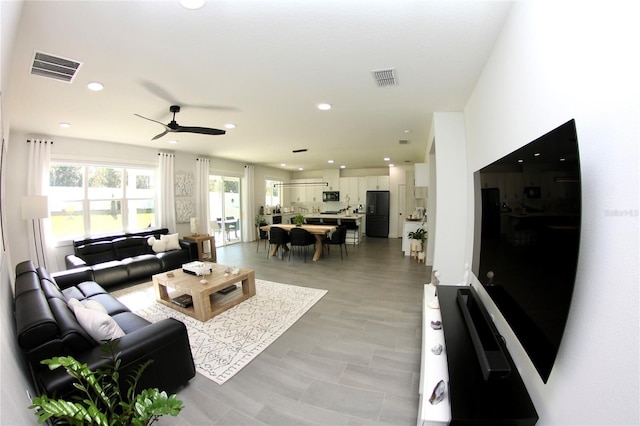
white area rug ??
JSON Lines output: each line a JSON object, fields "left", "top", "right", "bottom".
{"left": 112, "top": 279, "right": 327, "bottom": 385}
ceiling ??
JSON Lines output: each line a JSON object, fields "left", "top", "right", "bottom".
{"left": 5, "top": 1, "right": 512, "bottom": 172}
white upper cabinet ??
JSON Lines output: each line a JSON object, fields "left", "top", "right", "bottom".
{"left": 339, "top": 177, "right": 360, "bottom": 203}
{"left": 323, "top": 169, "right": 340, "bottom": 191}
{"left": 367, "top": 175, "right": 389, "bottom": 190}
{"left": 415, "top": 163, "right": 429, "bottom": 187}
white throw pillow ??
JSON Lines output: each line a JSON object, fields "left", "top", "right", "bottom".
{"left": 161, "top": 233, "right": 181, "bottom": 251}
{"left": 147, "top": 236, "right": 167, "bottom": 253}
{"left": 84, "top": 299, "right": 108, "bottom": 314}
{"left": 70, "top": 302, "right": 125, "bottom": 342}
{"left": 68, "top": 297, "right": 108, "bottom": 314}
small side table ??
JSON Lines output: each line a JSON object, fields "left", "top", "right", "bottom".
{"left": 183, "top": 234, "right": 216, "bottom": 262}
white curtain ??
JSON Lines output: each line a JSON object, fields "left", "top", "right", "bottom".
{"left": 25, "top": 139, "right": 53, "bottom": 269}
{"left": 242, "top": 165, "right": 256, "bottom": 241}
{"left": 158, "top": 153, "right": 176, "bottom": 231}
{"left": 195, "top": 157, "right": 210, "bottom": 235}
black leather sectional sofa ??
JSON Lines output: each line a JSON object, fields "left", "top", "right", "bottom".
{"left": 62, "top": 228, "right": 197, "bottom": 289}
{"left": 14, "top": 260, "right": 196, "bottom": 397}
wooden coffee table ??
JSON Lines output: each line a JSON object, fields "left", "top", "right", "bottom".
{"left": 152, "top": 264, "right": 256, "bottom": 322}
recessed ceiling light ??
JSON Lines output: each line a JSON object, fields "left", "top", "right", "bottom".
{"left": 389, "top": 164, "right": 395, "bottom": 167}
{"left": 534, "top": 152, "right": 541, "bottom": 157}
{"left": 518, "top": 159, "right": 524, "bottom": 163}
{"left": 383, "top": 157, "right": 390, "bottom": 161}
{"left": 404, "top": 130, "right": 411, "bottom": 134}
{"left": 280, "top": 163, "right": 286, "bottom": 167}
{"left": 560, "top": 158, "right": 566, "bottom": 162}
{"left": 224, "top": 123, "right": 236, "bottom": 129}
{"left": 87, "top": 81, "right": 104, "bottom": 91}
{"left": 59, "top": 122, "right": 71, "bottom": 128}
{"left": 327, "top": 160, "right": 334, "bottom": 164}
{"left": 179, "top": 0, "right": 205, "bottom": 10}
{"left": 169, "top": 140, "right": 178, "bottom": 144}
{"left": 298, "top": 167, "right": 304, "bottom": 171}
{"left": 317, "top": 103, "right": 332, "bottom": 111}
{"left": 340, "top": 165, "right": 346, "bottom": 169}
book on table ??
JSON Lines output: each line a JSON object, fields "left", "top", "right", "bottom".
{"left": 172, "top": 294, "right": 193, "bottom": 308}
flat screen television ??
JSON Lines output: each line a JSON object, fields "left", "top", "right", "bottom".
{"left": 472, "top": 119, "right": 581, "bottom": 383}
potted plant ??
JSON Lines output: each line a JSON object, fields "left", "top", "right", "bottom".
{"left": 293, "top": 214, "right": 305, "bottom": 226}
{"left": 255, "top": 214, "right": 267, "bottom": 239}
{"left": 30, "top": 340, "right": 184, "bottom": 426}
{"left": 407, "top": 227, "right": 427, "bottom": 256}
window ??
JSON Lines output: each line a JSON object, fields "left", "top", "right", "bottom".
{"left": 265, "top": 179, "right": 282, "bottom": 207}
{"left": 49, "top": 163, "right": 155, "bottom": 239}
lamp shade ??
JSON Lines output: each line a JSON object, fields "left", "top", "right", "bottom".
{"left": 21, "top": 196, "right": 49, "bottom": 220}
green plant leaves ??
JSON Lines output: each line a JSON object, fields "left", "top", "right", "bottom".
{"left": 29, "top": 341, "right": 183, "bottom": 425}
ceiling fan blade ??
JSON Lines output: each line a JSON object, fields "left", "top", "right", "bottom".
{"left": 175, "top": 126, "right": 226, "bottom": 136}
{"left": 151, "top": 130, "right": 170, "bottom": 140}
{"left": 134, "top": 113, "right": 169, "bottom": 129}
{"left": 138, "top": 80, "right": 239, "bottom": 111}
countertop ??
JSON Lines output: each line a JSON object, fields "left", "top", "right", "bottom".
{"left": 303, "top": 213, "right": 365, "bottom": 220}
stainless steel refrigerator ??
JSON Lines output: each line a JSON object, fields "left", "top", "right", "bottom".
{"left": 366, "top": 191, "right": 390, "bottom": 237}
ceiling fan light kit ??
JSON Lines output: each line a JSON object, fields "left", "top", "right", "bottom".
{"left": 135, "top": 105, "right": 226, "bottom": 140}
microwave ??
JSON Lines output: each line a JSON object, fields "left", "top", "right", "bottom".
{"left": 322, "top": 191, "right": 340, "bottom": 202}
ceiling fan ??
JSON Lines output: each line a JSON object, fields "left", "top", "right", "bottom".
{"left": 135, "top": 105, "right": 226, "bottom": 140}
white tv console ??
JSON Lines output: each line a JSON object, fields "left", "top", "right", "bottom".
{"left": 417, "top": 284, "right": 538, "bottom": 425}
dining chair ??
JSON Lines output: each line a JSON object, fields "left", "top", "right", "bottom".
{"left": 323, "top": 225, "right": 348, "bottom": 260}
{"left": 289, "top": 227, "right": 316, "bottom": 263}
{"left": 256, "top": 222, "right": 269, "bottom": 252}
{"left": 225, "top": 216, "right": 238, "bottom": 240}
{"left": 267, "top": 227, "right": 290, "bottom": 260}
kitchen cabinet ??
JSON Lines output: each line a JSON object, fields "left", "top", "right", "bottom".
{"left": 290, "top": 179, "right": 305, "bottom": 202}
{"left": 323, "top": 169, "right": 340, "bottom": 191}
{"left": 367, "top": 175, "right": 389, "bottom": 190}
{"left": 339, "top": 177, "right": 360, "bottom": 204}
{"left": 290, "top": 178, "right": 322, "bottom": 203}
{"left": 415, "top": 163, "right": 429, "bottom": 187}
{"left": 358, "top": 177, "right": 367, "bottom": 205}
{"left": 305, "top": 180, "right": 321, "bottom": 203}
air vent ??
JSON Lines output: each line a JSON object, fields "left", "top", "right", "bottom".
{"left": 398, "top": 140, "right": 410, "bottom": 145}
{"left": 30, "top": 51, "right": 82, "bottom": 83}
{"left": 371, "top": 68, "right": 397, "bottom": 87}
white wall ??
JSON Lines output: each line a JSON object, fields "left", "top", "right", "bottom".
{"left": 431, "top": 112, "right": 469, "bottom": 284}
{"left": 463, "top": 2, "right": 639, "bottom": 424}
{"left": 3, "top": 132, "right": 287, "bottom": 270}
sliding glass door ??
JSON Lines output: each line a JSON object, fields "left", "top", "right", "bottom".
{"left": 209, "top": 175, "right": 241, "bottom": 247}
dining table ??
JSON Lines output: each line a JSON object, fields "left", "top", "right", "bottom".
{"left": 260, "top": 224, "right": 336, "bottom": 261}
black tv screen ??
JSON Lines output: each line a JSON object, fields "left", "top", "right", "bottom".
{"left": 473, "top": 119, "right": 581, "bottom": 383}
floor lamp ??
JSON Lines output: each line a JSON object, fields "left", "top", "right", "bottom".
{"left": 21, "top": 195, "right": 49, "bottom": 268}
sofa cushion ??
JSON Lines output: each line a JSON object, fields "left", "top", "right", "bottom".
{"left": 113, "top": 236, "right": 153, "bottom": 259}
{"left": 70, "top": 301, "right": 125, "bottom": 342}
{"left": 15, "top": 289, "right": 59, "bottom": 350}
{"left": 123, "top": 255, "right": 162, "bottom": 281}
{"left": 76, "top": 241, "right": 117, "bottom": 266}
{"left": 156, "top": 249, "right": 190, "bottom": 271}
{"left": 112, "top": 311, "right": 151, "bottom": 334}
{"left": 14, "top": 269, "right": 42, "bottom": 299}
{"left": 92, "top": 261, "right": 129, "bottom": 288}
